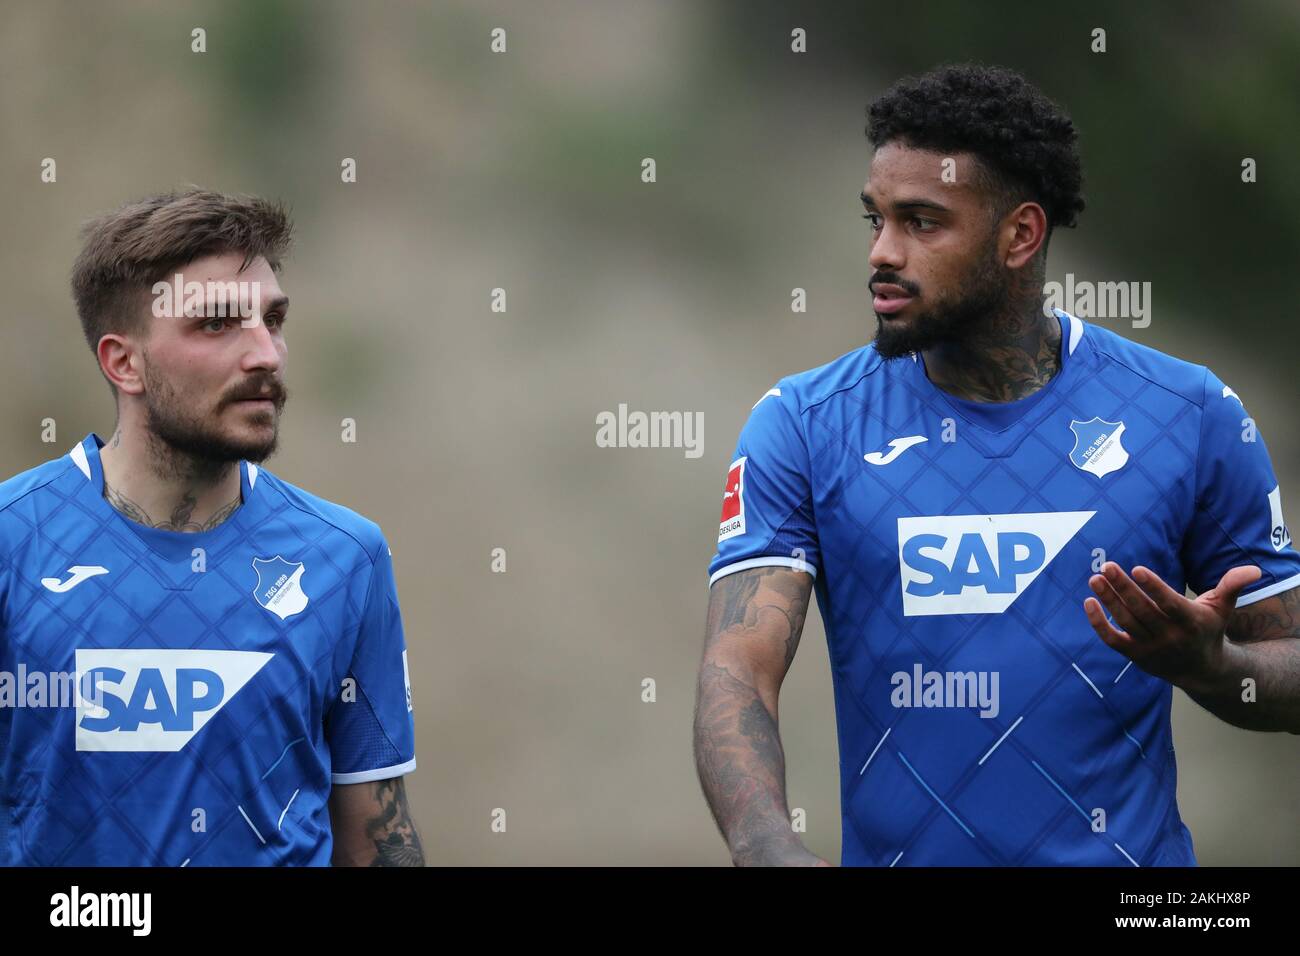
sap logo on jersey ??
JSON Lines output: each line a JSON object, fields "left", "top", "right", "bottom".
{"left": 74, "top": 649, "right": 272, "bottom": 752}
{"left": 897, "top": 511, "right": 1095, "bottom": 616}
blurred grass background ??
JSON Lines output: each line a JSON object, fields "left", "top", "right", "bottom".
{"left": 0, "top": 0, "right": 1295, "bottom": 864}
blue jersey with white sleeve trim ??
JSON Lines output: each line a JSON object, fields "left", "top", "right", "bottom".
{"left": 0, "top": 432, "right": 416, "bottom": 865}
{"left": 708, "top": 308, "right": 1299, "bottom": 866}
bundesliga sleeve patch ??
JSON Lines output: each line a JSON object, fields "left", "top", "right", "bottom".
{"left": 718, "top": 457, "right": 747, "bottom": 541}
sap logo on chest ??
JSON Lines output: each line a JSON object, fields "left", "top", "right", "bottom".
{"left": 252, "top": 555, "right": 309, "bottom": 620}
{"left": 897, "top": 511, "right": 1095, "bottom": 616}
{"left": 75, "top": 648, "right": 272, "bottom": 752}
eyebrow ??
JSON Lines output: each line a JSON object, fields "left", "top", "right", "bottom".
{"left": 860, "top": 191, "right": 952, "bottom": 214}
{"left": 188, "top": 294, "right": 290, "bottom": 320}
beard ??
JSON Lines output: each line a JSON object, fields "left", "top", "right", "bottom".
{"left": 140, "top": 354, "right": 287, "bottom": 477}
{"left": 871, "top": 242, "right": 1011, "bottom": 360}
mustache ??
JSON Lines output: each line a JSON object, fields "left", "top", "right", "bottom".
{"left": 869, "top": 273, "right": 920, "bottom": 296}
{"left": 225, "top": 379, "right": 287, "bottom": 404}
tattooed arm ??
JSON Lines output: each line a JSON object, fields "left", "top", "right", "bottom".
{"left": 693, "top": 566, "right": 828, "bottom": 866}
{"left": 328, "top": 776, "right": 426, "bottom": 866}
{"left": 1184, "top": 588, "right": 1300, "bottom": 734}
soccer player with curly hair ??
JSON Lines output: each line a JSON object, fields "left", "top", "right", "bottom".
{"left": 694, "top": 63, "right": 1300, "bottom": 866}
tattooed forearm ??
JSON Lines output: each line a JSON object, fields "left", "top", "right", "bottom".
{"left": 103, "top": 482, "right": 240, "bottom": 532}
{"left": 364, "top": 777, "right": 426, "bottom": 866}
{"left": 696, "top": 659, "right": 803, "bottom": 864}
{"left": 1227, "top": 587, "right": 1300, "bottom": 643}
{"left": 694, "top": 566, "right": 822, "bottom": 865}
{"left": 1184, "top": 634, "right": 1300, "bottom": 733}
{"left": 1185, "top": 589, "right": 1300, "bottom": 733}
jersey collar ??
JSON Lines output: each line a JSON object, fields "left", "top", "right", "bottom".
{"left": 906, "top": 308, "right": 1088, "bottom": 435}
{"left": 70, "top": 432, "right": 261, "bottom": 563}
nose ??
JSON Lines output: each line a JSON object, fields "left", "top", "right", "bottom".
{"left": 868, "top": 219, "right": 905, "bottom": 273}
{"left": 241, "top": 314, "right": 283, "bottom": 373}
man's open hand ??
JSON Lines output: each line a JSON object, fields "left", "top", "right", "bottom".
{"left": 1083, "top": 562, "right": 1262, "bottom": 692}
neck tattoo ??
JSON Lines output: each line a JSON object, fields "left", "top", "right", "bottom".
{"left": 103, "top": 482, "right": 241, "bottom": 533}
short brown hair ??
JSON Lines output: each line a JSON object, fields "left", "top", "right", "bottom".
{"left": 71, "top": 187, "right": 294, "bottom": 356}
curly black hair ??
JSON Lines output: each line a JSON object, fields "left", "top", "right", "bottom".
{"left": 866, "top": 63, "right": 1085, "bottom": 241}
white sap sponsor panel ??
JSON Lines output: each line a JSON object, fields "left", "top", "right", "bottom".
{"left": 897, "top": 511, "right": 1096, "bottom": 616}
{"left": 74, "top": 648, "right": 273, "bottom": 752}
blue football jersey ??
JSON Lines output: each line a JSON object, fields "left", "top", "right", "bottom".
{"left": 0, "top": 433, "right": 416, "bottom": 865}
{"left": 708, "top": 308, "right": 1300, "bottom": 867}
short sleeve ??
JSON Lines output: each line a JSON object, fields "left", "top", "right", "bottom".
{"left": 707, "top": 385, "right": 820, "bottom": 586}
{"left": 1179, "top": 368, "right": 1300, "bottom": 606}
{"left": 325, "top": 536, "right": 417, "bottom": 783}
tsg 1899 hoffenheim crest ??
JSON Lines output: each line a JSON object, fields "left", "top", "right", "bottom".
{"left": 1068, "top": 417, "right": 1130, "bottom": 478}
{"left": 252, "top": 556, "right": 309, "bottom": 620}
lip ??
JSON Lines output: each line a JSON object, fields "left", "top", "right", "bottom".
{"left": 234, "top": 397, "right": 276, "bottom": 407}
{"left": 871, "top": 283, "right": 911, "bottom": 297}
{"left": 873, "top": 292, "right": 913, "bottom": 315}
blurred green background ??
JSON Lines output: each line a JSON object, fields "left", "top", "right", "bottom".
{"left": 0, "top": 0, "right": 1295, "bottom": 864}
